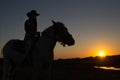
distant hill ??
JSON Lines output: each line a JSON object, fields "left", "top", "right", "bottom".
{"left": 55, "top": 55, "right": 120, "bottom": 67}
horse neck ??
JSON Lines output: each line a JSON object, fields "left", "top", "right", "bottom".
{"left": 36, "top": 28, "right": 57, "bottom": 52}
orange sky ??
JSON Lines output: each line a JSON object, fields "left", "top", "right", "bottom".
{"left": 54, "top": 39, "right": 120, "bottom": 59}
{"left": 0, "top": 0, "right": 120, "bottom": 59}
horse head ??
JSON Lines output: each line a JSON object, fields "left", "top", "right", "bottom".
{"left": 52, "top": 20, "right": 75, "bottom": 47}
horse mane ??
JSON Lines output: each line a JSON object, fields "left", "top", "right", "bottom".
{"left": 42, "top": 22, "right": 66, "bottom": 36}
{"left": 42, "top": 25, "right": 53, "bottom": 35}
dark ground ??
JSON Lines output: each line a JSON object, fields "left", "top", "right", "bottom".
{"left": 0, "top": 61, "right": 120, "bottom": 80}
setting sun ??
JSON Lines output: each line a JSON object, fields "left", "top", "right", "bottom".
{"left": 98, "top": 51, "right": 106, "bottom": 57}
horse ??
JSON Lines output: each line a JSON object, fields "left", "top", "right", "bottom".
{"left": 2, "top": 20, "right": 75, "bottom": 80}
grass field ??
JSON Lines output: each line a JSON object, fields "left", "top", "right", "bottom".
{"left": 0, "top": 62, "right": 120, "bottom": 80}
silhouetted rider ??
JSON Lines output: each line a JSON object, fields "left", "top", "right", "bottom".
{"left": 24, "top": 10, "right": 40, "bottom": 55}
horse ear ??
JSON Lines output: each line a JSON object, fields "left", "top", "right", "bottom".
{"left": 52, "top": 20, "right": 56, "bottom": 24}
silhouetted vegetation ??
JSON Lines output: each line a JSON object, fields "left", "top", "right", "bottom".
{"left": 1, "top": 55, "right": 120, "bottom": 67}
{"left": 54, "top": 55, "right": 120, "bottom": 67}
{"left": 1, "top": 55, "right": 120, "bottom": 80}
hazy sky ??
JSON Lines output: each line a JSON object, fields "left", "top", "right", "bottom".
{"left": 0, "top": 0, "right": 120, "bottom": 59}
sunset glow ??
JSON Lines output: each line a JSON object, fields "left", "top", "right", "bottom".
{"left": 98, "top": 51, "right": 106, "bottom": 57}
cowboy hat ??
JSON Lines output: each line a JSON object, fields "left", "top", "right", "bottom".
{"left": 27, "top": 10, "right": 40, "bottom": 17}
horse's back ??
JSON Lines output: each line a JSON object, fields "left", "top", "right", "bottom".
{"left": 3, "top": 40, "right": 18, "bottom": 56}
{"left": 3, "top": 39, "right": 25, "bottom": 53}
{"left": 3, "top": 39, "right": 26, "bottom": 64}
